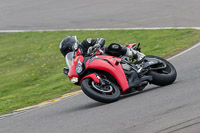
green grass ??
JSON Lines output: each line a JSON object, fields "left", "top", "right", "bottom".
{"left": 1, "top": 29, "right": 200, "bottom": 115}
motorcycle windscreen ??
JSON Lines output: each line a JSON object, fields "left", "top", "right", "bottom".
{"left": 65, "top": 52, "right": 74, "bottom": 69}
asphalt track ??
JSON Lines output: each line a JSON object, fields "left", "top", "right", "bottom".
{"left": 0, "top": 0, "right": 200, "bottom": 30}
{"left": 1, "top": 0, "right": 200, "bottom": 133}
{"left": 1, "top": 43, "right": 200, "bottom": 133}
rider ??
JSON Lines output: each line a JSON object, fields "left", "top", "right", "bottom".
{"left": 60, "top": 36, "right": 146, "bottom": 87}
{"left": 82, "top": 38, "right": 145, "bottom": 61}
{"left": 60, "top": 36, "right": 145, "bottom": 62}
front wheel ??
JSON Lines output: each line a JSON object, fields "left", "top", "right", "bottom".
{"left": 146, "top": 55, "right": 177, "bottom": 86}
{"left": 81, "top": 78, "right": 120, "bottom": 103}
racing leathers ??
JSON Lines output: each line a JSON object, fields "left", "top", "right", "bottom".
{"left": 80, "top": 38, "right": 145, "bottom": 62}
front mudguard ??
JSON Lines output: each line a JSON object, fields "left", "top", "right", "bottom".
{"left": 81, "top": 73, "right": 100, "bottom": 84}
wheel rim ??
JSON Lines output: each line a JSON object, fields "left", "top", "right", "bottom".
{"left": 89, "top": 79, "right": 117, "bottom": 95}
{"left": 91, "top": 81, "right": 113, "bottom": 93}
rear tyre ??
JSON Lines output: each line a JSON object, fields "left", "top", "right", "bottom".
{"left": 81, "top": 78, "right": 120, "bottom": 103}
{"left": 146, "top": 55, "right": 177, "bottom": 86}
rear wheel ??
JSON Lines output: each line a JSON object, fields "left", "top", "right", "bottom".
{"left": 146, "top": 55, "right": 177, "bottom": 86}
{"left": 81, "top": 78, "right": 120, "bottom": 103}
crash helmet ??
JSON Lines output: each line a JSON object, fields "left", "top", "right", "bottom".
{"left": 59, "top": 36, "right": 79, "bottom": 57}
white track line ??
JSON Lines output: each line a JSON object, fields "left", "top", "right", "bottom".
{"left": 168, "top": 42, "right": 200, "bottom": 60}
{"left": 1, "top": 26, "right": 200, "bottom": 60}
{"left": 0, "top": 27, "right": 200, "bottom": 33}
{"left": 1, "top": 26, "right": 199, "bottom": 60}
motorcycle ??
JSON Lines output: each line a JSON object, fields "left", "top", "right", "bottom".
{"left": 63, "top": 42, "right": 177, "bottom": 103}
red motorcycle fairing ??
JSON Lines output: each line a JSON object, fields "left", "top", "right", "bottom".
{"left": 85, "top": 55, "right": 129, "bottom": 92}
{"left": 68, "top": 55, "right": 84, "bottom": 79}
{"left": 126, "top": 43, "right": 136, "bottom": 48}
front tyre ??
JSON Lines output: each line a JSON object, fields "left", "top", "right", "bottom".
{"left": 146, "top": 55, "right": 177, "bottom": 86}
{"left": 81, "top": 78, "right": 120, "bottom": 103}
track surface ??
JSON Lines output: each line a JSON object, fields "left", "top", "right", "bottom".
{"left": 1, "top": 45, "right": 200, "bottom": 133}
{"left": 0, "top": 0, "right": 200, "bottom": 30}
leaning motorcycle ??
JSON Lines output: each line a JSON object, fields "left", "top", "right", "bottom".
{"left": 63, "top": 42, "right": 177, "bottom": 103}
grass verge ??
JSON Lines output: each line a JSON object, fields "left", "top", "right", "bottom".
{"left": 1, "top": 29, "right": 200, "bottom": 115}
